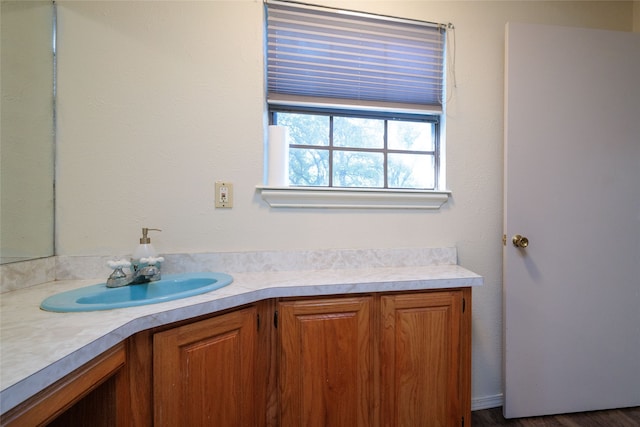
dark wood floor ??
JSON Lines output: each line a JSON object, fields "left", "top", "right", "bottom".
{"left": 472, "top": 406, "right": 640, "bottom": 426}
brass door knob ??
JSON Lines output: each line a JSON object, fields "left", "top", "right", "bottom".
{"left": 512, "top": 235, "right": 529, "bottom": 248}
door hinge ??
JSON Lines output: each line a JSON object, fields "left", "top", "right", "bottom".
{"left": 274, "top": 310, "right": 278, "bottom": 329}
{"left": 462, "top": 415, "right": 465, "bottom": 427}
{"left": 463, "top": 297, "right": 466, "bottom": 313}
{"left": 257, "top": 313, "right": 260, "bottom": 331}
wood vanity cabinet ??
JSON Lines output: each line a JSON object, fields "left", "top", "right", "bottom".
{"left": 2, "top": 288, "right": 470, "bottom": 427}
{"left": 278, "top": 296, "right": 375, "bottom": 427}
{"left": 380, "top": 290, "right": 470, "bottom": 427}
{"left": 277, "top": 289, "right": 471, "bottom": 427}
{"left": 153, "top": 305, "right": 260, "bottom": 427}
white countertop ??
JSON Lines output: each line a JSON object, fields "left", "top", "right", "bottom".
{"left": 0, "top": 264, "right": 482, "bottom": 414}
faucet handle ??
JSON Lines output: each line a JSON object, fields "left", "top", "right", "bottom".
{"left": 140, "top": 256, "right": 164, "bottom": 266}
{"left": 107, "top": 259, "right": 132, "bottom": 269}
{"left": 106, "top": 259, "right": 132, "bottom": 288}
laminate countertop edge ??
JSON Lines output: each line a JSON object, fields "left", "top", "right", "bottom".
{"left": 0, "top": 264, "right": 483, "bottom": 414}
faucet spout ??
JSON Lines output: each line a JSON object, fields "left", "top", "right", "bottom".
{"left": 131, "top": 264, "right": 161, "bottom": 284}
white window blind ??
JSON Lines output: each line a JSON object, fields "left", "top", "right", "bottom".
{"left": 266, "top": 0, "right": 446, "bottom": 114}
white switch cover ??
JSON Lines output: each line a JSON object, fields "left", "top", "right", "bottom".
{"left": 215, "top": 181, "right": 233, "bottom": 208}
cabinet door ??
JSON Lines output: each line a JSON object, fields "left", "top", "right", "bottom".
{"left": 381, "top": 291, "right": 463, "bottom": 427}
{"left": 154, "top": 306, "right": 257, "bottom": 427}
{"left": 279, "top": 296, "right": 374, "bottom": 427}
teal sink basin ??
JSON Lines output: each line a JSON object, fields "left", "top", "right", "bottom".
{"left": 40, "top": 272, "right": 233, "bottom": 313}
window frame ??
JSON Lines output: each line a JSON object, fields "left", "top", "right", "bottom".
{"left": 269, "top": 106, "right": 442, "bottom": 191}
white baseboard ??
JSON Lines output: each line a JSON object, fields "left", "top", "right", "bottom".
{"left": 472, "top": 394, "right": 504, "bottom": 411}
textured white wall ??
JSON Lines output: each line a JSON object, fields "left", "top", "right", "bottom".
{"left": 54, "top": 0, "right": 633, "bottom": 406}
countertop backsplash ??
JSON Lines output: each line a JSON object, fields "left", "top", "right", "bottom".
{"left": 0, "top": 257, "right": 56, "bottom": 293}
{"left": 1, "top": 247, "right": 457, "bottom": 294}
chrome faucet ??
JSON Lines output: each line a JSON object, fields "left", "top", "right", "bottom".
{"left": 106, "top": 257, "right": 164, "bottom": 288}
{"left": 130, "top": 259, "right": 163, "bottom": 284}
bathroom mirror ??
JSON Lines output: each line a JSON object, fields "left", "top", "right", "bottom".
{"left": 0, "top": 1, "right": 56, "bottom": 264}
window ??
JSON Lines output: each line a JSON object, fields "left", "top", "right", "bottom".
{"left": 262, "top": 0, "right": 450, "bottom": 208}
{"left": 272, "top": 108, "right": 439, "bottom": 189}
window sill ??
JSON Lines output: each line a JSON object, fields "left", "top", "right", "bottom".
{"left": 256, "top": 186, "right": 450, "bottom": 209}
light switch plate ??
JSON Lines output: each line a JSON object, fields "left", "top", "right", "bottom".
{"left": 215, "top": 181, "right": 233, "bottom": 208}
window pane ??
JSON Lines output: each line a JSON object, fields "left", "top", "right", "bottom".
{"left": 388, "top": 153, "right": 435, "bottom": 189}
{"left": 290, "top": 147, "right": 329, "bottom": 186}
{"left": 333, "top": 117, "right": 384, "bottom": 149}
{"left": 333, "top": 151, "right": 383, "bottom": 187}
{"left": 276, "top": 113, "right": 329, "bottom": 146}
{"left": 388, "top": 121, "right": 434, "bottom": 151}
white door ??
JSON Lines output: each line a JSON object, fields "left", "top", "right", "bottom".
{"left": 504, "top": 22, "right": 640, "bottom": 419}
